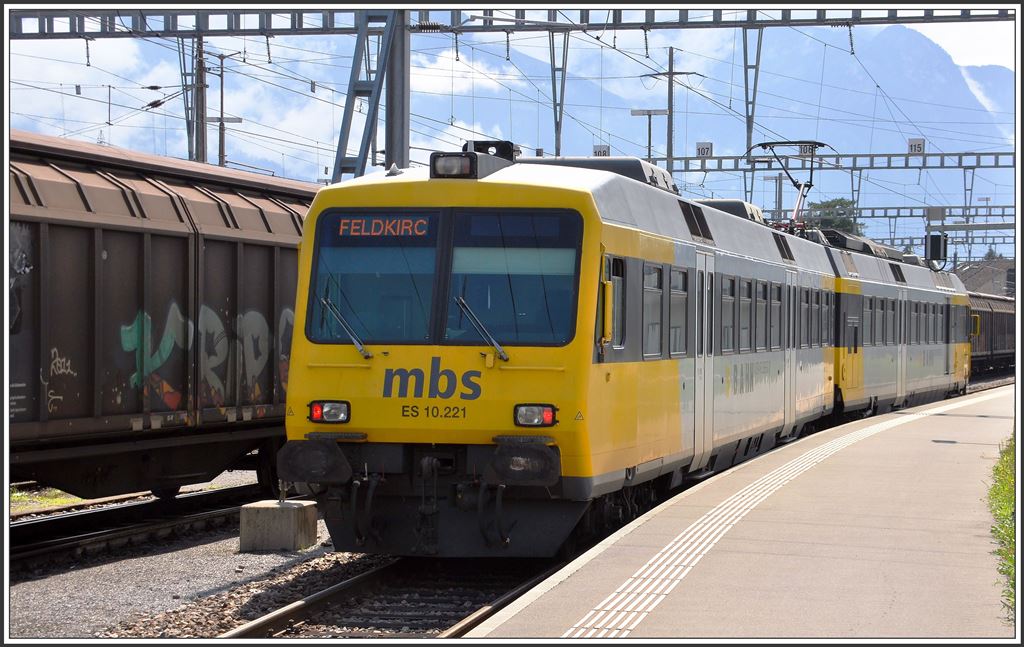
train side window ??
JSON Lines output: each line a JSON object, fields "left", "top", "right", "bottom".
{"left": 928, "top": 302, "right": 934, "bottom": 344}
{"left": 770, "top": 283, "right": 782, "bottom": 350}
{"left": 643, "top": 264, "right": 663, "bottom": 358}
{"left": 824, "top": 292, "right": 832, "bottom": 346}
{"left": 924, "top": 303, "right": 931, "bottom": 344}
{"left": 941, "top": 303, "right": 948, "bottom": 344}
{"left": 669, "top": 268, "right": 687, "bottom": 357}
{"left": 879, "top": 298, "right": 887, "bottom": 345}
{"left": 911, "top": 302, "right": 918, "bottom": 344}
{"left": 920, "top": 302, "right": 926, "bottom": 344}
{"left": 941, "top": 303, "right": 948, "bottom": 343}
{"left": 875, "top": 298, "right": 884, "bottom": 345}
{"left": 721, "top": 276, "right": 735, "bottom": 353}
{"left": 929, "top": 303, "right": 936, "bottom": 344}
{"left": 697, "top": 271, "right": 704, "bottom": 356}
{"left": 887, "top": 300, "right": 896, "bottom": 345}
{"left": 800, "top": 288, "right": 810, "bottom": 348}
{"left": 611, "top": 258, "right": 625, "bottom": 348}
{"left": 708, "top": 272, "right": 714, "bottom": 354}
{"left": 755, "top": 281, "right": 768, "bottom": 351}
{"left": 921, "top": 303, "right": 929, "bottom": 346}
{"left": 739, "top": 279, "right": 752, "bottom": 352}
{"left": 863, "top": 297, "right": 873, "bottom": 346}
{"left": 811, "top": 290, "right": 820, "bottom": 347}
{"left": 822, "top": 291, "right": 828, "bottom": 346}
{"left": 948, "top": 303, "right": 955, "bottom": 344}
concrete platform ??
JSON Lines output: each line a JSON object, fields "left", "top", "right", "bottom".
{"left": 469, "top": 386, "right": 1016, "bottom": 639}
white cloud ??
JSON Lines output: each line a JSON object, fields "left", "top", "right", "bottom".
{"left": 411, "top": 48, "right": 528, "bottom": 95}
{"left": 906, "top": 22, "right": 1015, "bottom": 69}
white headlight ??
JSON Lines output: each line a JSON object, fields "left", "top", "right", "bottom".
{"left": 322, "top": 401, "right": 349, "bottom": 422}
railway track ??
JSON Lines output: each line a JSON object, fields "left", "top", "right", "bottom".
{"left": 966, "top": 369, "right": 1015, "bottom": 394}
{"left": 10, "top": 484, "right": 267, "bottom": 571}
{"left": 220, "top": 557, "right": 563, "bottom": 639}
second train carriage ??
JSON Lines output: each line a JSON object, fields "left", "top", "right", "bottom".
{"left": 967, "top": 291, "right": 1015, "bottom": 373}
{"left": 278, "top": 141, "right": 972, "bottom": 558}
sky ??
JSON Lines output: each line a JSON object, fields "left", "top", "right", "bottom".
{"left": 4, "top": 4, "right": 1020, "bottom": 259}
{"left": 906, "top": 20, "right": 1017, "bottom": 69}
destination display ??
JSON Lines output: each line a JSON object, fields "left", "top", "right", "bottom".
{"left": 337, "top": 216, "right": 429, "bottom": 237}
{"left": 317, "top": 212, "right": 439, "bottom": 248}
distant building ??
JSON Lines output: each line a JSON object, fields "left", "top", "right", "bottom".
{"left": 955, "top": 259, "right": 1016, "bottom": 296}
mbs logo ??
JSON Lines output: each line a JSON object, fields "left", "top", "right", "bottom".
{"left": 383, "top": 357, "right": 482, "bottom": 400}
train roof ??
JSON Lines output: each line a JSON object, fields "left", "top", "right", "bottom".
{"left": 10, "top": 129, "right": 317, "bottom": 244}
{"left": 325, "top": 152, "right": 963, "bottom": 287}
{"left": 10, "top": 128, "right": 319, "bottom": 199}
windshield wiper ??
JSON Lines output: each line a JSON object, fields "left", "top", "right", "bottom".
{"left": 454, "top": 296, "right": 509, "bottom": 362}
{"left": 319, "top": 294, "right": 372, "bottom": 359}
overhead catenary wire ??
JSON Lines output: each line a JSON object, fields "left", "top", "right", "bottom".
{"left": 11, "top": 13, "right": 1012, "bottom": 216}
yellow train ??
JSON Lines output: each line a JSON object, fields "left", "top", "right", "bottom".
{"left": 278, "top": 141, "right": 971, "bottom": 557}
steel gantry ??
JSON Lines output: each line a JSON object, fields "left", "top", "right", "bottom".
{"left": 761, "top": 205, "right": 1017, "bottom": 222}
{"left": 9, "top": 7, "right": 1015, "bottom": 185}
{"left": 9, "top": 8, "right": 1015, "bottom": 39}
{"left": 331, "top": 10, "right": 406, "bottom": 181}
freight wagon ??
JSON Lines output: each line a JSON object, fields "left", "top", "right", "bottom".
{"left": 9, "top": 130, "right": 317, "bottom": 498}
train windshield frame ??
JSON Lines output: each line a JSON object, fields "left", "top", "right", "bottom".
{"left": 307, "top": 210, "right": 441, "bottom": 345}
{"left": 305, "top": 208, "right": 584, "bottom": 347}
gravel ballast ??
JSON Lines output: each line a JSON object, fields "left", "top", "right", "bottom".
{"left": 9, "top": 516, "right": 388, "bottom": 638}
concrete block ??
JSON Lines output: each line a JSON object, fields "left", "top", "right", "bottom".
{"left": 239, "top": 500, "right": 318, "bottom": 552}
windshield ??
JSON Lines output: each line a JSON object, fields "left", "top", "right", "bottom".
{"left": 306, "top": 209, "right": 582, "bottom": 347}
{"left": 308, "top": 212, "right": 439, "bottom": 343}
{"left": 444, "top": 211, "right": 581, "bottom": 345}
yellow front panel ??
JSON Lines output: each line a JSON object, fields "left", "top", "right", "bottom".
{"left": 287, "top": 177, "right": 602, "bottom": 478}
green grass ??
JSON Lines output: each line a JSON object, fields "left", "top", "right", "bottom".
{"left": 9, "top": 486, "right": 82, "bottom": 513}
{"left": 988, "top": 435, "right": 1016, "bottom": 622}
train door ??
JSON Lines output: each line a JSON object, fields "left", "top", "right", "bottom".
{"left": 784, "top": 270, "right": 797, "bottom": 435}
{"left": 896, "top": 288, "right": 907, "bottom": 405}
{"left": 690, "top": 252, "right": 715, "bottom": 472}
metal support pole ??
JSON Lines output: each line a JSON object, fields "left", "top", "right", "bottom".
{"left": 549, "top": 31, "right": 569, "bottom": 156}
{"left": 666, "top": 46, "right": 673, "bottom": 174}
{"left": 218, "top": 53, "right": 226, "bottom": 166}
{"left": 963, "top": 167, "right": 976, "bottom": 260}
{"left": 775, "top": 172, "right": 783, "bottom": 218}
{"left": 646, "top": 114, "right": 652, "bottom": 162}
{"left": 742, "top": 27, "right": 763, "bottom": 160}
{"left": 178, "top": 37, "right": 196, "bottom": 160}
{"left": 384, "top": 9, "right": 409, "bottom": 169}
{"left": 631, "top": 109, "right": 667, "bottom": 164}
{"left": 195, "top": 36, "right": 206, "bottom": 163}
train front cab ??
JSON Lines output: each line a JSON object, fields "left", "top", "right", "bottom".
{"left": 278, "top": 162, "right": 619, "bottom": 557}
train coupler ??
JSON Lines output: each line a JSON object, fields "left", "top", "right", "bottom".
{"left": 349, "top": 474, "right": 384, "bottom": 546}
{"left": 477, "top": 481, "right": 515, "bottom": 548}
{"left": 411, "top": 457, "right": 440, "bottom": 555}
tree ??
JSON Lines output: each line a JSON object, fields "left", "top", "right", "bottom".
{"left": 983, "top": 246, "right": 1004, "bottom": 261}
{"left": 803, "top": 198, "right": 864, "bottom": 236}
